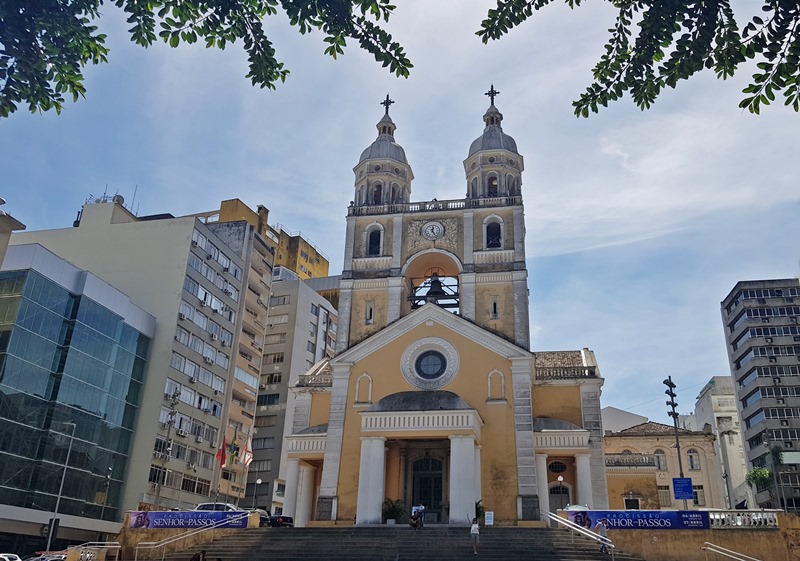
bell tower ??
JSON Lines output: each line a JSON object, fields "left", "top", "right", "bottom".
{"left": 337, "top": 90, "right": 530, "bottom": 352}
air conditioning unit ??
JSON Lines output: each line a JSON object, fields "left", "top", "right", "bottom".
{"left": 187, "top": 462, "right": 195, "bottom": 469}
{"left": 203, "top": 408, "right": 211, "bottom": 414}
{"left": 221, "top": 341, "right": 229, "bottom": 347}
{"left": 203, "top": 356, "right": 214, "bottom": 364}
{"left": 206, "top": 254, "right": 214, "bottom": 260}
{"left": 199, "top": 300, "right": 206, "bottom": 307}
{"left": 259, "top": 384, "right": 267, "bottom": 390}
{"left": 212, "top": 309, "right": 219, "bottom": 314}
{"left": 213, "top": 389, "right": 221, "bottom": 396}
{"left": 223, "top": 267, "right": 230, "bottom": 273}
{"left": 178, "top": 313, "right": 187, "bottom": 321}
{"left": 176, "top": 429, "right": 189, "bottom": 437}
{"left": 195, "top": 436, "right": 204, "bottom": 443}
{"left": 160, "top": 422, "right": 169, "bottom": 429}
{"left": 191, "top": 240, "right": 198, "bottom": 247}
{"left": 210, "top": 333, "right": 218, "bottom": 341}
{"left": 188, "top": 377, "right": 196, "bottom": 384}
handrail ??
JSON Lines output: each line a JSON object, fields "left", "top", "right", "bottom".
{"left": 542, "top": 511, "right": 615, "bottom": 560}
{"left": 134, "top": 511, "right": 251, "bottom": 561}
{"left": 701, "top": 542, "right": 762, "bottom": 561}
{"left": 67, "top": 542, "right": 121, "bottom": 561}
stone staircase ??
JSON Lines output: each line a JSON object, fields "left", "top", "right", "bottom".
{"left": 164, "top": 526, "right": 647, "bottom": 561}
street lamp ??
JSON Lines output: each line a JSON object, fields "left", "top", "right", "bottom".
{"left": 664, "top": 376, "right": 689, "bottom": 510}
{"left": 46, "top": 421, "right": 76, "bottom": 553}
{"left": 252, "top": 478, "right": 262, "bottom": 509}
{"left": 154, "top": 389, "right": 181, "bottom": 509}
{"left": 100, "top": 466, "right": 113, "bottom": 521}
{"left": 764, "top": 441, "right": 787, "bottom": 511}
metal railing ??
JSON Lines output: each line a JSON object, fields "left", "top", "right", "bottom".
{"left": 134, "top": 511, "right": 251, "bottom": 561}
{"left": 67, "top": 542, "right": 121, "bottom": 561}
{"left": 542, "top": 511, "right": 615, "bottom": 560}
{"left": 701, "top": 542, "right": 762, "bottom": 561}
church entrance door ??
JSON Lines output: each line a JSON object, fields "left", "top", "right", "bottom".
{"left": 549, "top": 484, "right": 570, "bottom": 510}
{"left": 412, "top": 458, "right": 443, "bottom": 523}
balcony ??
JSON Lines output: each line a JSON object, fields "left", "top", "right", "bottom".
{"left": 605, "top": 454, "right": 656, "bottom": 468}
{"left": 473, "top": 249, "right": 514, "bottom": 264}
{"left": 347, "top": 196, "right": 523, "bottom": 217}
{"left": 535, "top": 366, "right": 597, "bottom": 380}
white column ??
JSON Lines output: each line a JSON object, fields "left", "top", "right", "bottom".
{"left": 474, "top": 445, "right": 482, "bottom": 506}
{"left": 295, "top": 463, "right": 316, "bottom": 527}
{"left": 283, "top": 458, "right": 300, "bottom": 518}
{"left": 449, "top": 435, "right": 476, "bottom": 524}
{"left": 575, "top": 453, "right": 593, "bottom": 508}
{"left": 387, "top": 277, "right": 403, "bottom": 323}
{"left": 535, "top": 453, "right": 550, "bottom": 516}
{"left": 460, "top": 273, "right": 476, "bottom": 321}
{"left": 356, "top": 437, "right": 386, "bottom": 524}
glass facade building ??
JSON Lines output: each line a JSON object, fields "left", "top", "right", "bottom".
{"left": 0, "top": 267, "right": 151, "bottom": 523}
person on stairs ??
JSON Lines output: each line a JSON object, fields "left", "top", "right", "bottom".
{"left": 470, "top": 517, "right": 480, "bottom": 555}
{"left": 594, "top": 518, "right": 610, "bottom": 554}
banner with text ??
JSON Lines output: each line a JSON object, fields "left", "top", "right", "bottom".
{"left": 129, "top": 510, "right": 249, "bottom": 529}
{"left": 566, "top": 510, "right": 709, "bottom": 530}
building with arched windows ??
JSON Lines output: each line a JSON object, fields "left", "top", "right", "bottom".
{"left": 276, "top": 92, "right": 611, "bottom": 526}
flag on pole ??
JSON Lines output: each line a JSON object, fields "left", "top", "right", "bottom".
{"left": 240, "top": 434, "right": 253, "bottom": 466}
{"left": 216, "top": 435, "right": 227, "bottom": 468}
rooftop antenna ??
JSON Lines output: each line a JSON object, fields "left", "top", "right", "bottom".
{"left": 131, "top": 185, "right": 138, "bottom": 215}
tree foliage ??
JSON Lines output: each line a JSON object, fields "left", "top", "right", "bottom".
{"left": 478, "top": 0, "right": 800, "bottom": 116}
{"left": 0, "top": 0, "right": 411, "bottom": 117}
{"left": 745, "top": 466, "right": 772, "bottom": 490}
{"left": 3, "top": 1, "right": 799, "bottom": 118}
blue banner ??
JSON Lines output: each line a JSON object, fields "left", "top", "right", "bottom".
{"left": 129, "top": 510, "right": 249, "bottom": 529}
{"left": 567, "top": 510, "right": 709, "bottom": 530}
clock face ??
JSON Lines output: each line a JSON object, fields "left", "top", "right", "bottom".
{"left": 422, "top": 222, "right": 443, "bottom": 240}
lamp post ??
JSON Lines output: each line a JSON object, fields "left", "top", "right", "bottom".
{"left": 664, "top": 376, "right": 689, "bottom": 510}
{"left": 252, "top": 478, "right": 262, "bottom": 509}
{"left": 46, "top": 421, "right": 76, "bottom": 553}
{"left": 764, "top": 441, "right": 787, "bottom": 511}
{"left": 100, "top": 466, "right": 113, "bottom": 521}
{"left": 154, "top": 389, "right": 181, "bottom": 509}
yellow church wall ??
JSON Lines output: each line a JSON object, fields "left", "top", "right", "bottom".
{"left": 470, "top": 208, "right": 516, "bottom": 250}
{"left": 333, "top": 321, "right": 522, "bottom": 522}
{"left": 353, "top": 217, "right": 394, "bottom": 258}
{"left": 532, "top": 386, "right": 583, "bottom": 427}
{"left": 474, "top": 282, "right": 516, "bottom": 342}
{"left": 348, "top": 289, "right": 390, "bottom": 344}
{"left": 309, "top": 393, "right": 332, "bottom": 428}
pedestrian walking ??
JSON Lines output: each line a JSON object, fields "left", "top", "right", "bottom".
{"left": 417, "top": 503, "right": 426, "bottom": 527}
{"left": 409, "top": 510, "right": 421, "bottom": 532}
{"left": 594, "top": 518, "right": 609, "bottom": 554}
{"left": 470, "top": 517, "right": 480, "bottom": 555}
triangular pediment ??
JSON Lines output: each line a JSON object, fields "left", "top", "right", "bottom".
{"left": 331, "top": 303, "right": 531, "bottom": 366}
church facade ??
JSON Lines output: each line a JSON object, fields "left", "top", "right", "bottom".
{"left": 279, "top": 92, "right": 609, "bottom": 526}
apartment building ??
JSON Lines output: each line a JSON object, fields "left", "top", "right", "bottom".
{"left": 246, "top": 277, "right": 337, "bottom": 513}
{"left": 266, "top": 225, "right": 329, "bottom": 280}
{"left": 721, "top": 278, "right": 800, "bottom": 511}
{"left": 9, "top": 197, "right": 270, "bottom": 513}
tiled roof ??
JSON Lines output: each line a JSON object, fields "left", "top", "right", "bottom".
{"left": 533, "top": 351, "right": 584, "bottom": 367}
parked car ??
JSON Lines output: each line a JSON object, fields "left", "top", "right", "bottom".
{"left": 249, "top": 509, "right": 270, "bottom": 527}
{"left": 193, "top": 503, "right": 243, "bottom": 512}
{"left": 268, "top": 514, "right": 293, "bottom": 528}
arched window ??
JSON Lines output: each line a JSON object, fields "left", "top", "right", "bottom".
{"left": 687, "top": 448, "right": 701, "bottom": 470}
{"left": 487, "top": 176, "right": 498, "bottom": 197}
{"left": 654, "top": 449, "right": 667, "bottom": 471}
{"left": 487, "top": 369, "right": 505, "bottom": 401}
{"left": 355, "top": 372, "right": 373, "bottom": 404}
{"left": 486, "top": 223, "right": 501, "bottom": 248}
{"left": 368, "top": 229, "right": 381, "bottom": 256}
{"left": 471, "top": 178, "right": 478, "bottom": 198}
{"left": 372, "top": 183, "right": 383, "bottom": 205}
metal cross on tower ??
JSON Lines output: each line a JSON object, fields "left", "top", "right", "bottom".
{"left": 485, "top": 84, "right": 500, "bottom": 105}
{"left": 381, "top": 94, "right": 394, "bottom": 114}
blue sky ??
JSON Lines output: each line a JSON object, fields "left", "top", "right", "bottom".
{"left": 2, "top": 1, "right": 798, "bottom": 424}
